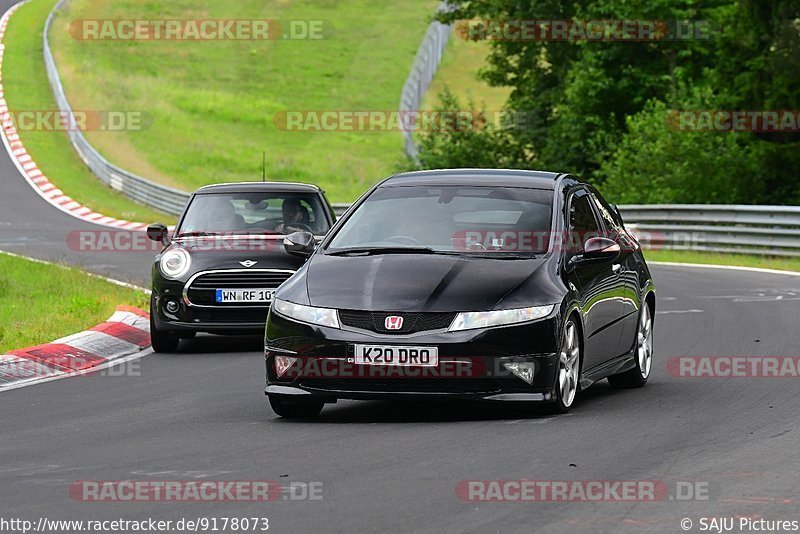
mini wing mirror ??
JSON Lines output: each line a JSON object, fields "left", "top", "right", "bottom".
{"left": 283, "top": 231, "right": 316, "bottom": 258}
{"left": 146, "top": 223, "right": 170, "bottom": 245}
{"left": 583, "top": 236, "right": 621, "bottom": 261}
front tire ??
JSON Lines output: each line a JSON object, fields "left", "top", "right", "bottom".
{"left": 551, "top": 317, "right": 581, "bottom": 413}
{"left": 149, "top": 311, "right": 180, "bottom": 353}
{"left": 608, "top": 302, "right": 653, "bottom": 388}
{"left": 269, "top": 394, "right": 324, "bottom": 418}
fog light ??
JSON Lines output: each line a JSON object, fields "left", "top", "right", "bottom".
{"left": 503, "top": 362, "right": 536, "bottom": 384}
{"left": 164, "top": 299, "right": 180, "bottom": 314}
{"left": 275, "top": 355, "right": 299, "bottom": 378}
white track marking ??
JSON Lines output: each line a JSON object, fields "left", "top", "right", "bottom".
{"left": 0, "top": 349, "right": 154, "bottom": 392}
{"left": 650, "top": 261, "right": 800, "bottom": 278}
{"left": 0, "top": 249, "right": 150, "bottom": 293}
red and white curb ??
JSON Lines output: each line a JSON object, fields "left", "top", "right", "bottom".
{"left": 0, "top": 1, "right": 149, "bottom": 232}
{"left": 0, "top": 305, "right": 151, "bottom": 391}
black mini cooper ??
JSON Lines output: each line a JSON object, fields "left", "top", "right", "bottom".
{"left": 146, "top": 182, "right": 335, "bottom": 352}
{"left": 264, "top": 170, "right": 655, "bottom": 417}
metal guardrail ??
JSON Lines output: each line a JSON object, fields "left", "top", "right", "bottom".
{"left": 40, "top": 4, "right": 800, "bottom": 257}
{"left": 399, "top": 2, "right": 453, "bottom": 160}
{"left": 333, "top": 203, "right": 800, "bottom": 257}
{"left": 331, "top": 203, "right": 351, "bottom": 218}
{"left": 619, "top": 205, "right": 800, "bottom": 257}
{"left": 44, "top": 0, "right": 451, "bottom": 213}
{"left": 43, "top": 0, "right": 200, "bottom": 216}
{"left": 44, "top": 1, "right": 191, "bottom": 216}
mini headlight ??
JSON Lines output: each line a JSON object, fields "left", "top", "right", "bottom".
{"left": 159, "top": 248, "right": 191, "bottom": 279}
{"left": 449, "top": 304, "right": 556, "bottom": 332}
{"left": 272, "top": 298, "right": 340, "bottom": 329}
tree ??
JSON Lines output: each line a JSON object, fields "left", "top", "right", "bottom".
{"left": 417, "top": 0, "right": 800, "bottom": 204}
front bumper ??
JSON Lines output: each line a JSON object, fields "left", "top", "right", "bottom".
{"left": 264, "top": 310, "right": 562, "bottom": 401}
{"left": 152, "top": 290, "right": 268, "bottom": 334}
{"left": 264, "top": 384, "right": 551, "bottom": 402}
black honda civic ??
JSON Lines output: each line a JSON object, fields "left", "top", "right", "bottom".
{"left": 264, "top": 169, "right": 655, "bottom": 417}
{"left": 147, "top": 182, "right": 335, "bottom": 352}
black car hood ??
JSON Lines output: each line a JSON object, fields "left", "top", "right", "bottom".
{"left": 304, "top": 253, "right": 555, "bottom": 312}
{"left": 166, "top": 238, "right": 306, "bottom": 276}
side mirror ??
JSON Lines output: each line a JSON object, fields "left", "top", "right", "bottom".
{"left": 583, "top": 237, "right": 620, "bottom": 261}
{"left": 283, "top": 231, "right": 316, "bottom": 258}
{"left": 147, "top": 223, "right": 170, "bottom": 245}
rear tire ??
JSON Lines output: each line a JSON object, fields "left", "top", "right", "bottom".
{"left": 149, "top": 312, "right": 180, "bottom": 353}
{"left": 608, "top": 302, "right": 653, "bottom": 388}
{"left": 269, "top": 394, "right": 324, "bottom": 418}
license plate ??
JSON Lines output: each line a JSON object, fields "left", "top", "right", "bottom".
{"left": 354, "top": 345, "right": 438, "bottom": 367}
{"left": 215, "top": 288, "right": 275, "bottom": 303}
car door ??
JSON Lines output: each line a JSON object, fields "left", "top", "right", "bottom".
{"left": 565, "top": 189, "right": 625, "bottom": 371}
{"left": 588, "top": 190, "right": 640, "bottom": 354}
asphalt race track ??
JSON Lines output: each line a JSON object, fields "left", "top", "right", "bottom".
{"left": 2, "top": 4, "right": 800, "bottom": 528}
{"left": 2, "top": 263, "right": 800, "bottom": 533}
{"left": 3, "top": 148, "right": 800, "bottom": 532}
{"left": 0, "top": 23, "right": 154, "bottom": 289}
{"left": 0, "top": 152, "right": 154, "bottom": 286}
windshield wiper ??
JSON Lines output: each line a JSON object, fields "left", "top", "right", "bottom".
{"left": 327, "top": 246, "right": 456, "bottom": 256}
{"left": 467, "top": 251, "right": 540, "bottom": 259}
{"left": 176, "top": 231, "right": 219, "bottom": 238}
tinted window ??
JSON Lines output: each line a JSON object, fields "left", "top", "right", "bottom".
{"left": 178, "top": 192, "right": 329, "bottom": 236}
{"left": 589, "top": 192, "right": 636, "bottom": 249}
{"left": 328, "top": 186, "right": 553, "bottom": 255}
{"left": 568, "top": 193, "right": 600, "bottom": 254}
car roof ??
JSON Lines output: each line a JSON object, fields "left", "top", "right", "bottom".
{"left": 379, "top": 169, "right": 564, "bottom": 190}
{"left": 194, "top": 181, "right": 323, "bottom": 195}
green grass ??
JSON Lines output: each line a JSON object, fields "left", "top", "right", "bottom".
{"left": 2, "top": 0, "right": 172, "bottom": 223}
{"left": 47, "top": 0, "right": 438, "bottom": 203}
{"left": 0, "top": 253, "right": 148, "bottom": 353}
{"left": 422, "top": 33, "right": 510, "bottom": 113}
{"left": 644, "top": 249, "right": 800, "bottom": 273}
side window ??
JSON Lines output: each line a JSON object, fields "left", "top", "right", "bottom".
{"left": 589, "top": 192, "right": 636, "bottom": 250}
{"left": 589, "top": 193, "right": 621, "bottom": 238}
{"left": 568, "top": 192, "right": 601, "bottom": 254}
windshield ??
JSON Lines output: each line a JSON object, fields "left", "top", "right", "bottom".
{"left": 327, "top": 185, "right": 553, "bottom": 255}
{"left": 177, "top": 192, "right": 330, "bottom": 237}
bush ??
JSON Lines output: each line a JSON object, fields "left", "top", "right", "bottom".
{"left": 596, "top": 99, "right": 765, "bottom": 204}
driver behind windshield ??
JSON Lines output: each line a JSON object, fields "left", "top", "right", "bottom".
{"left": 275, "top": 198, "right": 310, "bottom": 234}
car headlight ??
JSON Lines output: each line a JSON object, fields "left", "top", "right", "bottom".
{"left": 448, "top": 304, "right": 556, "bottom": 332}
{"left": 272, "top": 298, "right": 340, "bottom": 329}
{"left": 159, "top": 248, "right": 191, "bottom": 279}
